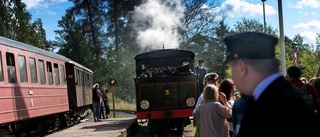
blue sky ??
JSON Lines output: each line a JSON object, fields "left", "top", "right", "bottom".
{"left": 24, "top": 0, "right": 320, "bottom": 45}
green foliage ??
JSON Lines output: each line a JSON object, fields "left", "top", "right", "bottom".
{"left": 0, "top": 0, "right": 49, "bottom": 49}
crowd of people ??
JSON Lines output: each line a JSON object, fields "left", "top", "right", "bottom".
{"left": 194, "top": 32, "right": 320, "bottom": 137}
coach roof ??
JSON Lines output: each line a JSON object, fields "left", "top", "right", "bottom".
{"left": 0, "top": 36, "right": 93, "bottom": 74}
{"left": 0, "top": 36, "right": 68, "bottom": 61}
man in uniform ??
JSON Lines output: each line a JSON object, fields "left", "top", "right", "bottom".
{"left": 195, "top": 59, "right": 207, "bottom": 94}
{"left": 223, "top": 32, "right": 316, "bottom": 137}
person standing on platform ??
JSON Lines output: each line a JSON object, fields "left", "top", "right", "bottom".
{"left": 195, "top": 59, "right": 207, "bottom": 94}
{"left": 102, "top": 89, "right": 111, "bottom": 119}
{"left": 219, "top": 78, "right": 236, "bottom": 137}
{"left": 92, "top": 83, "right": 102, "bottom": 122}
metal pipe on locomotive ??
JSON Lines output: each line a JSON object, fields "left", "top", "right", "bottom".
{"left": 134, "top": 49, "right": 199, "bottom": 133}
{"left": 0, "top": 36, "right": 93, "bottom": 136}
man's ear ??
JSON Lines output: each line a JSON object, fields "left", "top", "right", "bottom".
{"left": 237, "top": 60, "right": 249, "bottom": 77}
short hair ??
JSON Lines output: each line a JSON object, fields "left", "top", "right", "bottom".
{"left": 240, "top": 58, "right": 279, "bottom": 74}
{"left": 202, "top": 84, "right": 219, "bottom": 102}
{"left": 198, "top": 59, "right": 204, "bottom": 63}
{"left": 287, "top": 66, "right": 301, "bottom": 79}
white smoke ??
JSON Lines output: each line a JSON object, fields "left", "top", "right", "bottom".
{"left": 131, "top": 0, "right": 185, "bottom": 50}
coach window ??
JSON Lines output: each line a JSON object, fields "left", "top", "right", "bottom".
{"left": 39, "top": 60, "right": 46, "bottom": 84}
{"left": 74, "top": 69, "right": 78, "bottom": 85}
{"left": 0, "top": 52, "right": 3, "bottom": 82}
{"left": 18, "top": 55, "right": 27, "bottom": 83}
{"left": 47, "top": 62, "right": 53, "bottom": 85}
{"left": 79, "top": 70, "right": 83, "bottom": 87}
{"left": 84, "top": 73, "right": 87, "bottom": 87}
{"left": 86, "top": 74, "right": 90, "bottom": 88}
{"left": 76, "top": 69, "right": 81, "bottom": 86}
{"left": 60, "top": 65, "right": 66, "bottom": 85}
{"left": 6, "top": 52, "right": 16, "bottom": 83}
{"left": 29, "top": 58, "right": 37, "bottom": 83}
{"left": 54, "top": 63, "right": 60, "bottom": 85}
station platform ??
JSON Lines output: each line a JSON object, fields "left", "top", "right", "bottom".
{"left": 46, "top": 117, "right": 137, "bottom": 137}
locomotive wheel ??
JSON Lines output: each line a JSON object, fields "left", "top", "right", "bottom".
{"left": 8, "top": 123, "right": 22, "bottom": 137}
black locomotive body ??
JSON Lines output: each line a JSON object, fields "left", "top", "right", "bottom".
{"left": 134, "top": 49, "right": 199, "bottom": 132}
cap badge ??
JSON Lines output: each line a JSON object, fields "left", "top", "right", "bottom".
{"left": 234, "top": 54, "right": 238, "bottom": 58}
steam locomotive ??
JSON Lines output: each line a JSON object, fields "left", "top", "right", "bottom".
{"left": 134, "top": 49, "right": 199, "bottom": 133}
{"left": 0, "top": 36, "right": 93, "bottom": 136}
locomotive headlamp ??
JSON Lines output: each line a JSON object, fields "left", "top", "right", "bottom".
{"left": 186, "top": 97, "right": 196, "bottom": 107}
{"left": 140, "top": 100, "right": 150, "bottom": 110}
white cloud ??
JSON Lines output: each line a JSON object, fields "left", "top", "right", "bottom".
{"left": 300, "top": 31, "right": 317, "bottom": 44}
{"left": 293, "top": 20, "right": 320, "bottom": 29}
{"left": 218, "top": 0, "right": 276, "bottom": 18}
{"left": 288, "top": 0, "right": 320, "bottom": 9}
{"left": 22, "top": 0, "right": 68, "bottom": 9}
{"left": 302, "top": 11, "right": 319, "bottom": 16}
{"left": 22, "top": 0, "right": 44, "bottom": 9}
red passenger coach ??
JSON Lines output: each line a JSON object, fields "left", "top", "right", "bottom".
{"left": 134, "top": 49, "right": 199, "bottom": 133}
{"left": 0, "top": 36, "right": 93, "bottom": 135}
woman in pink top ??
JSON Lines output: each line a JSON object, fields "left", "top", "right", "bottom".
{"left": 194, "top": 84, "right": 232, "bottom": 137}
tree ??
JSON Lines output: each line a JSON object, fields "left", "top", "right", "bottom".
{"left": 54, "top": 0, "right": 109, "bottom": 74}
{"left": 29, "top": 19, "right": 50, "bottom": 49}
{"left": 291, "top": 33, "right": 320, "bottom": 79}
{"left": 54, "top": 14, "right": 92, "bottom": 67}
{"left": 105, "top": 0, "right": 141, "bottom": 102}
{"left": 180, "top": 0, "right": 221, "bottom": 50}
{"left": 210, "top": 20, "right": 231, "bottom": 79}
{"left": 106, "top": 0, "right": 141, "bottom": 51}
{"left": 52, "top": 0, "right": 141, "bottom": 102}
{"left": 232, "top": 18, "right": 277, "bottom": 35}
{"left": 0, "top": 0, "right": 48, "bottom": 48}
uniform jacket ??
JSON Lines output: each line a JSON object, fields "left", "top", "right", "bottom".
{"left": 195, "top": 66, "right": 207, "bottom": 85}
{"left": 237, "top": 76, "right": 317, "bottom": 137}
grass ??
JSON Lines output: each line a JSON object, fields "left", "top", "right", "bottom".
{"left": 109, "top": 100, "right": 136, "bottom": 111}
{"left": 86, "top": 99, "right": 136, "bottom": 119}
{"left": 108, "top": 99, "right": 136, "bottom": 118}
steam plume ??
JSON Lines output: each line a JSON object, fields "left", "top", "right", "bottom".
{"left": 131, "top": 0, "right": 185, "bottom": 50}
